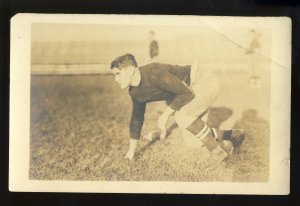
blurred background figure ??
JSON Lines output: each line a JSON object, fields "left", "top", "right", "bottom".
{"left": 148, "top": 30, "right": 159, "bottom": 62}
{"left": 246, "top": 29, "right": 262, "bottom": 89}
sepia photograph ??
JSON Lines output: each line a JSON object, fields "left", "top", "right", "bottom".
{"left": 9, "top": 14, "right": 290, "bottom": 194}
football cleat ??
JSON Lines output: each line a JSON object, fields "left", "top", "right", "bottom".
{"left": 219, "top": 140, "right": 234, "bottom": 156}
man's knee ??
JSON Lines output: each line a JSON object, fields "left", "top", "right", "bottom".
{"left": 175, "top": 110, "right": 208, "bottom": 131}
{"left": 174, "top": 111, "right": 194, "bottom": 129}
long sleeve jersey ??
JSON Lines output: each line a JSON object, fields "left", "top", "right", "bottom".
{"left": 129, "top": 62, "right": 195, "bottom": 140}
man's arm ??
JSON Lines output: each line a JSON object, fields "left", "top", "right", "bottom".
{"left": 153, "top": 69, "right": 194, "bottom": 138}
{"left": 130, "top": 98, "right": 146, "bottom": 140}
{"left": 155, "top": 69, "right": 195, "bottom": 111}
{"left": 125, "top": 98, "right": 146, "bottom": 160}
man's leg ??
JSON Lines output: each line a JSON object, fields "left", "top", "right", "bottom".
{"left": 175, "top": 69, "right": 244, "bottom": 168}
{"left": 177, "top": 112, "right": 244, "bottom": 169}
{"left": 175, "top": 109, "right": 226, "bottom": 150}
{"left": 185, "top": 115, "right": 244, "bottom": 153}
{"left": 184, "top": 111, "right": 218, "bottom": 151}
{"left": 174, "top": 101, "right": 244, "bottom": 168}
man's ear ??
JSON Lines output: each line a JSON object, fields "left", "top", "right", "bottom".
{"left": 129, "top": 66, "right": 135, "bottom": 72}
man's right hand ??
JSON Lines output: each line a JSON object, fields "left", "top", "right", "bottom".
{"left": 157, "top": 107, "right": 174, "bottom": 129}
{"left": 124, "top": 150, "right": 135, "bottom": 161}
{"left": 124, "top": 139, "right": 138, "bottom": 161}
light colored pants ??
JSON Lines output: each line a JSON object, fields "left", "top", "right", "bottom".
{"left": 174, "top": 64, "right": 220, "bottom": 147}
{"left": 174, "top": 64, "right": 220, "bottom": 129}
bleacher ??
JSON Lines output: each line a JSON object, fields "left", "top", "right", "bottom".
{"left": 31, "top": 28, "right": 271, "bottom": 74}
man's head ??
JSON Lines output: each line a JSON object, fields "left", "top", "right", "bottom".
{"left": 110, "top": 54, "right": 138, "bottom": 89}
{"left": 250, "top": 29, "right": 261, "bottom": 38}
{"left": 149, "top": 30, "right": 155, "bottom": 41}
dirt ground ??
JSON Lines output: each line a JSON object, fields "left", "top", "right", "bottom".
{"left": 30, "top": 70, "right": 270, "bottom": 182}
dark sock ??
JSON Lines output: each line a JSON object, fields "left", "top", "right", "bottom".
{"left": 186, "top": 117, "right": 206, "bottom": 136}
{"left": 221, "top": 130, "right": 232, "bottom": 141}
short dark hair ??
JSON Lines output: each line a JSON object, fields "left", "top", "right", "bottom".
{"left": 110, "top": 54, "right": 138, "bottom": 69}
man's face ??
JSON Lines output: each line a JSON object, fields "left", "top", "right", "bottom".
{"left": 112, "top": 66, "right": 134, "bottom": 89}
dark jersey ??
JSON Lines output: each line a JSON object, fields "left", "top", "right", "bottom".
{"left": 129, "top": 62, "right": 194, "bottom": 139}
{"left": 150, "top": 40, "right": 159, "bottom": 58}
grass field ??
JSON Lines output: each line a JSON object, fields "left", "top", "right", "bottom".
{"left": 30, "top": 70, "right": 270, "bottom": 182}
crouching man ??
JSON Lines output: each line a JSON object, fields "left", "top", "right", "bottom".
{"left": 110, "top": 54, "right": 245, "bottom": 168}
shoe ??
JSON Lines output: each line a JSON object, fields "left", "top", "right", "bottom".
{"left": 199, "top": 146, "right": 227, "bottom": 170}
{"left": 230, "top": 129, "right": 245, "bottom": 154}
{"left": 219, "top": 140, "right": 234, "bottom": 156}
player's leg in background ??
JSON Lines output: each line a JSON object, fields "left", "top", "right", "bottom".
{"left": 249, "top": 49, "right": 262, "bottom": 89}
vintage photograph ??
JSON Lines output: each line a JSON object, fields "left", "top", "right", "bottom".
{"left": 9, "top": 14, "right": 290, "bottom": 194}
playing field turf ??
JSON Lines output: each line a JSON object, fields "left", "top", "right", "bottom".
{"left": 30, "top": 70, "right": 270, "bottom": 182}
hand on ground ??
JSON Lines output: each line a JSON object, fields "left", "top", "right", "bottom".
{"left": 124, "top": 150, "right": 135, "bottom": 161}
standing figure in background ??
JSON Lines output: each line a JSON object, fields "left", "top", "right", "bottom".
{"left": 246, "top": 29, "right": 262, "bottom": 89}
{"left": 149, "top": 30, "right": 159, "bottom": 62}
